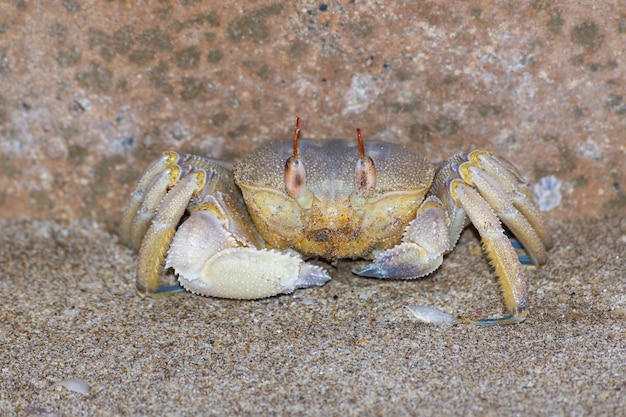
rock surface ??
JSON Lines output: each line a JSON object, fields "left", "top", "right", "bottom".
{"left": 0, "top": 1, "right": 624, "bottom": 227}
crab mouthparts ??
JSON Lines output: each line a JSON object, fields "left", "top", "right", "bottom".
{"left": 300, "top": 224, "right": 367, "bottom": 260}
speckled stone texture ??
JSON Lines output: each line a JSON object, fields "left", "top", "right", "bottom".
{"left": 0, "top": 1, "right": 624, "bottom": 228}
{"left": 1, "top": 218, "right": 624, "bottom": 416}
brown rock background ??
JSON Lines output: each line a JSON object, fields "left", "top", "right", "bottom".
{"left": 0, "top": 1, "right": 624, "bottom": 230}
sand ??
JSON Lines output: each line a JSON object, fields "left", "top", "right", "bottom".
{"left": 1, "top": 217, "right": 624, "bottom": 416}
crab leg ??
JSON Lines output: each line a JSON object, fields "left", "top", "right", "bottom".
{"left": 130, "top": 172, "right": 176, "bottom": 251}
{"left": 136, "top": 171, "right": 205, "bottom": 297}
{"left": 121, "top": 152, "right": 181, "bottom": 251}
{"left": 462, "top": 151, "right": 553, "bottom": 253}
{"left": 458, "top": 156, "right": 548, "bottom": 266}
{"left": 450, "top": 179, "right": 528, "bottom": 325}
{"left": 120, "top": 153, "right": 173, "bottom": 247}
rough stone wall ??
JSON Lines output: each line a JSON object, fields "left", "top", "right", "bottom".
{"left": 0, "top": 1, "right": 624, "bottom": 231}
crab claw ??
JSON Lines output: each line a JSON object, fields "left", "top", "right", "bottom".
{"left": 166, "top": 210, "right": 330, "bottom": 299}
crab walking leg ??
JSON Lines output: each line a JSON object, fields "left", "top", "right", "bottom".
{"left": 492, "top": 155, "right": 553, "bottom": 250}
{"left": 466, "top": 151, "right": 553, "bottom": 251}
{"left": 129, "top": 171, "right": 177, "bottom": 251}
{"left": 166, "top": 209, "right": 331, "bottom": 299}
{"left": 136, "top": 171, "right": 205, "bottom": 297}
{"left": 459, "top": 159, "right": 548, "bottom": 266}
{"left": 451, "top": 179, "right": 528, "bottom": 325}
{"left": 120, "top": 153, "right": 173, "bottom": 246}
{"left": 352, "top": 196, "right": 451, "bottom": 279}
{"left": 121, "top": 152, "right": 182, "bottom": 250}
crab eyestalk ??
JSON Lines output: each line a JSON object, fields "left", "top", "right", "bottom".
{"left": 284, "top": 117, "right": 313, "bottom": 207}
{"left": 354, "top": 128, "right": 376, "bottom": 198}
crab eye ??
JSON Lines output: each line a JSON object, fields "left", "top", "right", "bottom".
{"left": 354, "top": 128, "right": 376, "bottom": 197}
{"left": 284, "top": 117, "right": 307, "bottom": 199}
{"left": 285, "top": 156, "right": 306, "bottom": 198}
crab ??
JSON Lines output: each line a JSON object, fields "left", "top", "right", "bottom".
{"left": 121, "top": 118, "right": 552, "bottom": 325}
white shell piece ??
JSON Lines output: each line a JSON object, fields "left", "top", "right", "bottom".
{"left": 55, "top": 377, "right": 90, "bottom": 395}
{"left": 533, "top": 175, "right": 561, "bottom": 212}
{"left": 405, "top": 305, "right": 458, "bottom": 326}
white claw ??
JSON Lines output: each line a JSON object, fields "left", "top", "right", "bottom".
{"left": 166, "top": 210, "right": 330, "bottom": 299}
{"left": 295, "top": 263, "right": 331, "bottom": 289}
{"left": 175, "top": 247, "right": 330, "bottom": 299}
{"left": 405, "top": 305, "right": 458, "bottom": 325}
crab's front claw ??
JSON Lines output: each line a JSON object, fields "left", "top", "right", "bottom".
{"left": 352, "top": 242, "right": 444, "bottom": 279}
{"left": 172, "top": 247, "right": 331, "bottom": 299}
{"left": 353, "top": 197, "right": 450, "bottom": 279}
{"left": 166, "top": 210, "right": 330, "bottom": 299}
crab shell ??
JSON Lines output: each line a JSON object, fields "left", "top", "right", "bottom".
{"left": 234, "top": 139, "right": 435, "bottom": 260}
